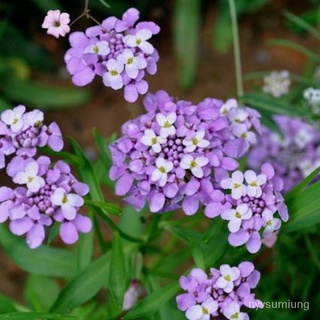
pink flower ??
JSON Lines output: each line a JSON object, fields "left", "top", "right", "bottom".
{"left": 42, "top": 10, "right": 70, "bottom": 38}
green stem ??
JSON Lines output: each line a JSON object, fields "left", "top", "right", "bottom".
{"left": 228, "top": 0, "right": 244, "bottom": 97}
{"left": 93, "top": 214, "right": 107, "bottom": 253}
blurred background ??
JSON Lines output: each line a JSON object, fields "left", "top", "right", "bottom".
{"left": 0, "top": 0, "right": 319, "bottom": 315}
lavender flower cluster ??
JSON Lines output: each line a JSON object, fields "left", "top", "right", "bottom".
{"left": 176, "top": 262, "right": 262, "bottom": 320}
{"left": 248, "top": 115, "right": 320, "bottom": 192}
{"left": 219, "top": 163, "right": 288, "bottom": 253}
{"left": 64, "top": 8, "right": 160, "bottom": 103}
{"left": 109, "top": 91, "right": 260, "bottom": 215}
{"left": 0, "top": 105, "right": 91, "bottom": 248}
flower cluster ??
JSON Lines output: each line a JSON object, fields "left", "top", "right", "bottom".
{"left": 304, "top": 87, "right": 320, "bottom": 115}
{"left": 262, "top": 70, "right": 290, "bottom": 98}
{"left": 248, "top": 115, "right": 320, "bottom": 192}
{"left": 176, "top": 262, "right": 262, "bottom": 320}
{"left": 64, "top": 8, "right": 160, "bottom": 103}
{"left": 109, "top": 91, "right": 261, "bottom": 215}
{"left": 219, "top": 163, "right": 288, "bottom": 253}
{"left": 0, "top": 106, "right": 91, "bottom": 248}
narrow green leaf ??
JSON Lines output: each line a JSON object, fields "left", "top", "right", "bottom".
{"left": 50, "top": 252, "right": 111, "bottom": 312}
{"left": 109, "top": 233, "right": 127, "bottom": 309}
{"left": 0, "top": 294, "right": 18, "bottom": 313}
{"left": 191, "top": 242, "right": 205, "bottom": 270}
{"left": 123, "top": 282, "right": 180, "bottom": 319}
{"left": 166, "top": 226, "right": 202, "bottom": 243}
{"left": 173, "top": 0, "right": 200, "bottom": 89}
{"left": 25, "top": 274, "right": 59, "bottom": 312}
{"left": 0, "top": 313, "right": 78, "bottom": 320}
{"left": 0, "top": 225, "right": 76, "bottom": 278}
{"left": 92, "top": 129, "right": 113, "bottom": 168}
{"left": 3, "top": 78, "right": 91, "bottom": 110}
{"left": 85, "top": 200, "right": 122, "bottom": 216}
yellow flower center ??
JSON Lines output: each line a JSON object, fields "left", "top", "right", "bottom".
{"left": 27, "top": 176, "right": 34, "bottom": 183}
{"left": 190, "top": 160, "right": 197, "bottom": 168}
{"left": 127, "top": 57, "right": 133, "bottom": 64}
{"left": 151, "top": 137, "right": 158, "bottom": 145}
{"left": 136, "top": 38, "right": 142, "bottom": 45}
{"left": 235, "top": 211, "right": 241, "bottom": 219}
{"left": 202, "top": 307, "right": 209, "bottom": 315}
{"left": 159, "top": 166, "right": 166, "bottom": 173}
{"left": 12, "top": 118, "right": 18, "bottom": 124}
{"left": 250, "top": 181, "right": 257, "bottom": 187}
{"left": 224, "top": 274, "right": 231, "bottom": 281}
{"left": 110, "top": 70, "right": 118, "bottom": 76}
{"left": 231, "top": 313, "right": 239, "bottom": 319}
{"left": 164, "top": 121, "right": 171, "bottom": 128}
{"left": 192, "top": 138, "right": 199, "bottom": 145}
{"left": 233, "top": 183, "right": 241, "bottom": 189}
{"left": 93, "top": 45, "right": 99, "bottom": 53}
{"left": 62, "top": 196, "right": 68, "bottom": 204}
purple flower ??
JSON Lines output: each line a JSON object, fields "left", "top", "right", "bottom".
{"left": 109, "top": 92, "right": 261, "bottom": 215}
{"left": 177, "top": 262, "right": 261, "bottom": 319}
{"left": 42, "top": 10, "right": 70, "bottom": 39}
{"left": 248, "top": 115, "right": 320, "bottom": 192}
{"left": 64, "top": 8, "right": 160, "bottom": 102}
{"left": 219, "top": 163, "right": 288, "bottom": 253}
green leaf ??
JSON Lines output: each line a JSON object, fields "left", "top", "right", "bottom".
{"left": 109, "top": 233, "right": 127, "bottom": 309}
{"left": 241, "top": 92, "right": 305, "bottom": 117}
{"left": 283, "top": 180, "right": 320, "bottom": 233}
{"left": 25, "top": 275, "right": 59, "bottom": 312}
{"left": 0, "top": 294, "right": 18, "bottom": 313}
{"left": 92, "top": 129, "right": 113, "bottom": 168}
{"left": 191, "top": 242, "right": 205, "bottom": 270}
{"left": 0, "top": 313, "right": 78, "bottom": 320}
{"left": 3, "top": 78, "right": 91, "bottom": 110}
{"left": 173, "top": 0, "right": 201, "bottom": 89}
{"left": 123, "top": 282, "right": 180, "bottom": 319}
{"left": 50, "top": 252, "right": 111, "bottom": 312}
{"left": 85, "top": 200, "right": 122, "bottom": 216}
{"left": 69, "top": 138, "right": 104, "bottom": 202}
{"left": 0, "top": 225, "right": 76, "bottom": 278}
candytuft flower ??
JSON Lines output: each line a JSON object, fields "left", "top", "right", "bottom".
{"left": 262, "top": 70, "right": 290, "bottom": 98}
{"left": 42, "top": 9, "right": 70, "bottom": 38}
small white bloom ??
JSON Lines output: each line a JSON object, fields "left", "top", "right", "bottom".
{"left": 262, "top": 209, "right": 281, "bottom": 235}
{"left": 298, "top": 159, "right": 320, "bottom": 177}
{"left": 140, "top": 129, "right": 166, "bottom": 153}
{"left": 180, "top": 155, "right": 209, "bottom": 178}
{"left": 151, "top": 157, "right": 173, "bottom": 186}
{"left": 294, "top": 127, "right": 314, "bottom": 149}
{"left": 51, "top": 187, "right": 84, "bottom": 220}
{"left": 124, "top": 29, "right": 154, "bottom": 54}
{"left": 183, "top": 130, "right": 210, "bottom": 152}
{"left": 221, "top": 171, "right": 246, "bottom": 200}
{"left": 1, "top": 105, "right": 26, "bottom": 132}
{"left": 216, "top": 265, "right": 240, "bottom": 293}
{"left": 244, "top": 170, "right": 267, "bottom": 197}
{"left": 263, "top": 70, "right": 290, "bottom": 98}
{"left": 232, "top": 124, "right": 256, "bottom": 144}
{"left": 220, "top": 98, "right": 238, "bottom": 115}
{"left": 221, "top": 204, "right": 252, "bottom": 233}
{"left": 228, "top": 108, "right": 249, "bottom": 124}
{"left": 156, "top": 112, "right": 176, "bottom": 137}
{"left": 103, "top": 59, "right": 124, "bottom": 90}
{"left": 84, "top": 41, "right": 110, "bottom": 55}
{"left": 117, "top": 49, "right": 147, "bottom": 79}
{"left": 13, "top": 161, "right": 45, "bottom": 192}
{"left": 223, "top": 301, "right": 249, "bottom": 320}
{"left": 185, "top": 297, "right": 218, "bottom": 320}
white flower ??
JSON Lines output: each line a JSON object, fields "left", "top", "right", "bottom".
{"left": 183, "top": 130, "right": 210, "bottom": 152}
{"left": 180, "top": 155, "right": 209, "bottom": 178}
{"left": 51, "top": 187, "right": 84, "bottom": 220}
{"left": 220, "top": 98, "right": 237, "bottom": 115}
{"left": 294, "top": 128, "right": 314, "bottom": 149}
{"left": 151, "top": 157, "right": 173, "bottom": 186}
{"left": 84, "top": 41, "right": 110, "bottom": 55}
{"left": 156, "top": 112, "right": 176, "bottom": 138}
{"left": 216, "top": 265, "right": 240, "bottom": 293}
{"left": 117, "top": 49, "right": 147, "bottom": 79}
{"left": 298, "top": 159, "right": 320, "bottom": 177}
{"left": 232, "top": 124, "right": 256, "bottom": 144}
{"left": 13, "top": 161, "right": 45, "bottom": 192}
{"left": 1, "top": 105, "right": 26, "bottom": 132}
{"left": 42, "top": 10, "right": 70, "bottom": 38}
{"left": 185, "top": 297, "right": 218, "bottom": 320}
{"left": 103, "top": 59, "right": 124, "bottom": 90}
{"left": 221, "top": 204, "right": 252, "bottom": 233}
{"left": 124, "top": 29, "right": 154, "bottom": 54}
{"left": 228, "top": 108, "right": 249, "bottom": 124}
{"left": 140, "top": 129, "right": 166, "bottom": 153}
{"left": 244, "top": 170, "right": 267, "bottom": 197}
{"left": 263, "top": 70, "right": 290, "bottom": 98}
{"left": 262, "top": 209, "right": 281, "bottom": 235}
{"left": 221, "top": 171, "right": 246, "bottom": 200}
{"left": 223, "top": 302, "right": 249, "bottom": 320}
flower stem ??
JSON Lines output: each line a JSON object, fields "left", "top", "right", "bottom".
{"left": 228, "top": 0, "right": 244, "bottom": 97}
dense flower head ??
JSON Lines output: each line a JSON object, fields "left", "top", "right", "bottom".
{"left": 176, "top": 262, "right": 262, "bottom": 319}
{"left": 262, "top": 70, "right": 290, "bottom": 98}
{"left": 109, "top": 91, "right": 261, "bottom": 215}
{"left": 42, "top": 9, "right": 70, "bottom": 38}
{"left": 248, "top": 115, "right": 320, "bottom": 192}
{"left": 218, "top": 163, "right": 288, "bottom": 253}
{"left": 0, "top": 106, "right": 91, "bottom": 248}
{"left": 0, "top": 105, "right": 63, "bottom": 167}
{"left": 64, "top": 8, "right": 160, "bottom": 103}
